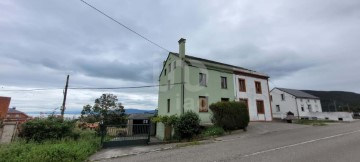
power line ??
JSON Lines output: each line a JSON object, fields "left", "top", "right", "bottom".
{"left": 79, "top": 0, "right": 170, "bottom": 52}
{"left": 0, "top": 83, "right": 182, "bottom": 92}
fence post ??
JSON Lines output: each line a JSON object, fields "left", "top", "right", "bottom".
{"left": 100, "top": 121, "right": 105, "bottom": 146}
{"left": 147, "top": 121, "right": 151, "bottom": 144}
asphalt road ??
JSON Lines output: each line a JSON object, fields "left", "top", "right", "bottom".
{"left": 107, "top": 121, "right": 360, "bottom": 162}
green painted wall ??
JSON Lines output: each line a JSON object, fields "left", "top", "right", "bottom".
{"left": 156, "top": 53, "right": 235, "bottom": 139}
{"left": 183, "top": 65, "right": 235, "bottom": 123}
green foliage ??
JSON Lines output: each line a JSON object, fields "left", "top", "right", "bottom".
{"left": 0, "top": 130, "right": 100, "bottom": 162}
{"left": 151, "top": 114, "right": 178, "bottom": 127}
{"left": 201, "top": 126, "right": 225, "bottom": 137}
{"left": 303, "top": 90, "right": 360, "bottom": 112}
{"left": 294, "top": 119, "right": 330, "bottom": 126}
{"left": 80, "top": 94, "right": 127, "bottom": 125}
{"left": 210, "top": 101, "right": 249, "bottom": 131}
{"left": 174, "top": 111, "right": 201, "bottom": 140}
{"left": 18, "top": 116, "right": 76, "bottom": 142}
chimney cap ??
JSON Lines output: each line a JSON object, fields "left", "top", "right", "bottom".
{"left": 178, "top": 38, "right": 186, "bottom": 44}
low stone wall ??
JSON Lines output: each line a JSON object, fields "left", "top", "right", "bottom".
{"left": 304, "top": 112, "right": 354, "bottom": 122}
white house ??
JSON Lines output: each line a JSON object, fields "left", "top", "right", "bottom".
{"left": 270, "top": 88, "right": 322, "bottom": 119}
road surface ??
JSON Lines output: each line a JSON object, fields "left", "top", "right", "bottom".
{"left": 106, "top": 121, "right": 360, "bottom": 162}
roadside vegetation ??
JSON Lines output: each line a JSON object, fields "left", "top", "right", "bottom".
{"left": 0, "top": 93, "right": 131, "bottom": 162}
{"left": 293, "top": 119, "right": 335, "bottom": 126}
{"left": 0, "top": 117, "right": 100, "bottom": 162}
{"left": 152, "top": 101, "right": 249, "bottom": 142}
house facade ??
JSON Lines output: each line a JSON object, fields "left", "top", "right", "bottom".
{"left": 270, "top": 88, "right": 322, "bottom": 119}
{"left": 5, "top": 107, "right": 31, "bottom": 123}
{"left": 157, "top": 38, "right": 272, "bottom": 139}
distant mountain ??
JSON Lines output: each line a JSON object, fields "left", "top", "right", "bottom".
{"left": 302, "top": 90, "right": 360, "bottom": 112}
{"left": 25, "top": 109, "right": 156, "bottom": 115}
{"left": 125, "top": 109, "right": 156, "bottom": 114}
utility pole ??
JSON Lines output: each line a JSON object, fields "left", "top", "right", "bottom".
{"left": 61, "top": 75, "right": 69, "bottom": 119}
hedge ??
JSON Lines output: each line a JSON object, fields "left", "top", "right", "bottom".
{"left": 210, "top": 101, "right": 249, "bottom": 131}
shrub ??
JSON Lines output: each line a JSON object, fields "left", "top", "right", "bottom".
{"left": 210, "top": 101, "right": 249, "bottom": 131}
{"left": 151, "top": 114, "right": 178, "bottom": 127}
{"left": 174, "top": 111, "right": 201, "bottom": 140}
{"left": 18, "top": 117, "right": 75, "bottom": 142}
{"left": 201, "top": 126, "right": 225, "bottom": 137}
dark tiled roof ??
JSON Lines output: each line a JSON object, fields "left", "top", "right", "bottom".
{"left": 7, "top": 108, "right": 24, "bottom": 114}
{"left": 171, "top": 52, "right": 254, "bottom": 72}
{"left": 277, "top": 88, "right": 319, "bottom": 99}
{"left": 128, "top": 113, "right": 154, "bottom": 120}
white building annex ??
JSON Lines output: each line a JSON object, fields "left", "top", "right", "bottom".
{"left": 270, "top": 88, "right": 322, "bottom": 119}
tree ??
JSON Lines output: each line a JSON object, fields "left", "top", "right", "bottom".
{"left": 80, "top": 94, "right": 127, "bottom": 125}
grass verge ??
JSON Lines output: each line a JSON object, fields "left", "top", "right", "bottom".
{"left": 0, "top": 130, "right": 101, "bottom": 162}
{"left": 294, "top": 119, "right": 333, "bottom": 126}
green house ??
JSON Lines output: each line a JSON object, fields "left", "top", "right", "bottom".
{"left": 156, "top": 38, "right": 272, "bottom": 140}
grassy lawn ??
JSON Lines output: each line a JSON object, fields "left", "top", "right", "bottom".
{"left": 0, "top": 130, "right": 101, "bottom": 162}
{"left": 294, "top": 119, "right": 335, "bottom": 126}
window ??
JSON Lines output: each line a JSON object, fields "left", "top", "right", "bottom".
{"left": 256, "top": 100, "right": 265, "bottom": 114}
{"left": 164, "top": 69, "right": 167, "bottom": 76}
{"left": 173, "top": 61, "right": 176, "bottom": 69}
{"left": 239, "top": 98, "right": 248, "bottom": 109}
{"left": 167, "top": 80, "right": 170, "bottom": 90}
{"left": 15, "top": 114, "right": 19, "bottom": 118}
{"left": 221, "top": 77, "right": 227, "bottom": 89}
{"left": 281, "top": 94, "right": 285, "bottom": 101}
{"left": 301, "top": 105, "right": 304, "bottom": 112}
{"left": 168, "top": 63, "right": 171, "bottom": 72}
{"left": 300, "top": 99, "right": 303, "bottom": 102}
{"left": 239, "top": 79, "right": 246, "bottom": 92}
{"left": 167, "top": 99, "right": 170, "bottom": 113}
{"left": 307, "top": 99, "right": 310, "bottom": 102}
{"left": 199, "top": 73, "right": 207, "bottom": 86}
{"left": 308, "top": 104, "right": 312, "bottom": 112}
{"left": 199, "top": 96, "right": 208, "bottom": 112}
{"left": 276, "top": 105, "right": 280, "bottom": 112}
{"left": 221, "top": 98, "right": 229, "bottom": 102}
{"left": 255, "top": 81, "right": 262, "bottom": 94}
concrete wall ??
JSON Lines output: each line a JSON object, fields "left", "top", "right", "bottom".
{"left": 0, "top": 122, "right": 17, "bottom": 144}
{"left": 234, "top": 75, "right": 272, "bottom": 121}
{"left": 304, "top": 112, "right": 353, "bottom": 121}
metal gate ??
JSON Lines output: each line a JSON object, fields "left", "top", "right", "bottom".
{"left": 100, "top": 123, "right": 151, "bottom": 148}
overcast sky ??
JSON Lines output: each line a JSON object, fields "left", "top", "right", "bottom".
{"left": 1, "top": 0, "right": 360, "bottom": 114}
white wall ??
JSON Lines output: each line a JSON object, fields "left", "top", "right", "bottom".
{"left": 234, "top": 74, "right": 272, "bottom": 121}
{"left": 270, "top": 88, "right": 298, "bottom": 119}
{"left": 304, "top": 112, "right": 353, "bottom": 121}
{"left": 296, "top": 98, "right": 323, "bottom": 117}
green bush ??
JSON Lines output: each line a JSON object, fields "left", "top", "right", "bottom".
{"left": 0, "top": 130, "right": 100, "bottom": 162}
{"left": 18, "top": 116, "right": 76, "bottom": 142}
{"left": 210, "top": 101, "right": 249, "bottom": 131}
{"left": 174, "top": 111, "right": 201, "bottom": 140}
{"left": 201, "top": 126, "right": 225, "bottom": 137}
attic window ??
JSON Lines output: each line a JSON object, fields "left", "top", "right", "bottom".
{"left": 168, "top": 63, "right": 171, "bottom": 72}
{"left": 281, "top": 94, "right": 285, "bottom": 101}
{"left": 164, "top": 69, "right": 167, "bottom": 76}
